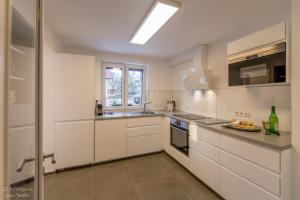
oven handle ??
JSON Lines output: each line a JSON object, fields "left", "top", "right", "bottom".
{"left": 171, "top": 125, "right": 188, "bottom": 134}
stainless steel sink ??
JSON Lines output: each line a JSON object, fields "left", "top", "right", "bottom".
{"left": 128, "top": 111, "right": 156, "bottom": 115}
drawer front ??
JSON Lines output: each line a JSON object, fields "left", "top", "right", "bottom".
{"left": 220, "top": 167, "right": 278, "bottom": 200}
{"left": 220, "top": 151, "right": 280, "bottom": 196}
{"left": 126, "top": 134, "right": 162, "bottom": 156}
{"left": 220, "top": 135, "right": 280, "bottom": 173}
{"left": 197, "top": 126, "right": 220, "bottom": 147}
{"left": 127, "top": 125, "right": 161, "bottom": 138}
{"left": 190, "top": 149, "right": 220, "bottom": 193}
{"left": 126, "top": 117, "right": 161, "bottom": 127}
{"left": 189, "top": 139, "right": 220, "bottom": 162}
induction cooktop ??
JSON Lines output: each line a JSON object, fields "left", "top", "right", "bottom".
{"left": 173, "top": 114, "right": 209, "bottom": 120}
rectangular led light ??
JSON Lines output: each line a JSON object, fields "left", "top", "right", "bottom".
{"left": 131, "top": 0, "right": 181, "bottom": 44}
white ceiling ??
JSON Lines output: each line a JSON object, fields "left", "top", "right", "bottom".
{"left": 45, "top": 0, "right": 290, "bottom": 59}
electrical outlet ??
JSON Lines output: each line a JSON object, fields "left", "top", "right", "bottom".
{"left": 235, "top": 111, "right": 251, "bottom": 118}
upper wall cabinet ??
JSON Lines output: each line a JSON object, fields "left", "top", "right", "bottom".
{"left": 227, "top": 22, "right": 286, "bottom": 56}
{"left": 55, "top": 53, "right": 95, "bottom": 121}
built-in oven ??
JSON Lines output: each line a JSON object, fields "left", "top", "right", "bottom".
{"left": 170, "top": 117, "right": 189, "bottom": 156}
{"left": 228, "top": 42, "right": 287, "bottom": 86}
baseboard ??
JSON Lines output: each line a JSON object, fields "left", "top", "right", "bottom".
{"left": 55, "top": 150, "right": 164, "bottom": 173}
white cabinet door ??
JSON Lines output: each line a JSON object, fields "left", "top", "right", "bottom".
{"left": 95, "top": 120, "right": 126, "bottom": 162}
{"left": 162, "top": 117, "right": 171, "bottom": 151}
{"left": 227, "top": 22, "right": 286, "bottom": 55}
{"left": 127, "top": 134, "right": 162, "bottom": 157}
{"left": 55, "top": 120, "right": 94, "bottom": 169}
{"left": 56, "top": 53, "right": 95, "bottom": 121}
{"left": 220, "top": 167, "right": 278, "bottom": 200}
{"left": 189, "top": 149, "right": 220, "bottom": 193}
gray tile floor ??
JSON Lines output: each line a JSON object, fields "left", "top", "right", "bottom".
{"left": 44, "top": 152, "right": 221, "bottom": 200}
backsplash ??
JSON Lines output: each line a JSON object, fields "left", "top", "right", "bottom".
{"left": 173, "top": 86, "right": 291, "bottom": 132}
{"left": 148, "top": 90, "right": 173, "bottom": 111}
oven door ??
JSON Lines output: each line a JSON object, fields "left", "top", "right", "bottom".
{"left": 170, "top": 125, "right": 189, "bottom": 156}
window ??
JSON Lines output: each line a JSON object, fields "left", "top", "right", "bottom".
{"left": 103, "top": 62, "right": 146, "bottom": 109}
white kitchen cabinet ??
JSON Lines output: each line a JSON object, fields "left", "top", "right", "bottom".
{"left": 95, "top": 119, "right": 126, "bottom": 162}
{"left": 220, "top": 167, "right": 278, "bottom": 200}
{"left": 54, "top": 120, "right": 94, "bottom": 169}
{"left": 126, "top": 116, "right": 161, "bottom": 127}
{"left": 127, "top": 134, "right": 162, "bottom": 156}
{"left": 189, "top": 148, "right": 220, "bottom": 193}
{"left": 227, "top": 22, "right": 286, "bottom": 55}
{"left": 126, "top": 116, "right": 162, "bottom": 157}
{"left": 167, "top": 146, "right": 189, "bottom": 169}
{"left": 162, "top": 117, "right": 171, "bottom": 151}
{"left": 220, "top": 151, "right": 280, "bottom": 196}
{"left": 55, "top": 53, "right": 95, "bottom": 121}
{"left": 127, "top": 125, "right": 161, "bottom": 138}
{"left": 197, "top": 126, "right": 220, "bottom": 147}
{"left": 189, "top": 139, "right": 220, "bottom": 162}
{"left": 220, "top": 135, "right": 280, "bottom": 173}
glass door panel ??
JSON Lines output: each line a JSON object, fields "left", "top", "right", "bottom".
{"left": 8, "top": 0, "right": 40, "bottom": 199}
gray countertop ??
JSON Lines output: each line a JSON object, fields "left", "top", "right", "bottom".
{"left": 94, "top": 110, "right": 186, "bottom": 120}
{"left": 95, "top": 111, "right": 163, "bottom": 120}
{"left": 95, "top": 110, "right": 291, "bottom": 151}
{"left": 194, "top": 122, "right": 291, "bottom": 151}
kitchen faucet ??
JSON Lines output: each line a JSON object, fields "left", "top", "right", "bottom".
{"left": 143, "top": 102, "right": 152, "bottom": 113}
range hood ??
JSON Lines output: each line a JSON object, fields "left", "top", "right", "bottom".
{"left": 168, "top": 45, "right": 212, "bottom": 90}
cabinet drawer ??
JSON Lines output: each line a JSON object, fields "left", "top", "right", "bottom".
{"left": 190, "top": 149, "right": 220, "bottom": 193}
{"left": 220, "top": 135, "right": 280, "bottom": 173}
{"left": 220, "top": 167, "right": 278, "bottom": 200}
{"left": 127, "top": 125, "right": 161, "bottom": 138}
{"left": 126, "top": 134, "right": 162, "bottom": 156}
{"left": 220, "top": 151, "right": 280, "bottom": 196}
{"left": 189, "top": 139, "right": 219, "bottom": 162}
{"left": 197, "top": 126, "right": 220, "bottom": 147}
{"left": 126, "top": 117, "right": 161, "bottom": 127}
{"left": 167, "top": 146, "right": 189, "bottom": 169}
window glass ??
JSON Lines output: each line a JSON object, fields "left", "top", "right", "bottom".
{"left": 127, "top": 68, "right": 144, "bottom": 107}
{"left": 105, "top": 66, "right": 123, "bottom": 107}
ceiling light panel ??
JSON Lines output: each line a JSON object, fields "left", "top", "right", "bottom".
{"left": 131, "top": 0, "right": 181, "bottom": 45}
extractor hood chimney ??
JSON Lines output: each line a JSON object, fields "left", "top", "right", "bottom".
{"left": 168, "top": 45, "right": 212, "bottom": 90}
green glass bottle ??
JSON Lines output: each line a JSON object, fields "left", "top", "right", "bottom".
{"left": 268, "top": 106, "right": 279, "bottom": 134}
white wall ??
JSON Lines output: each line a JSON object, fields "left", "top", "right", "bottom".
{"left": 63, "top": 48, "right": 173, "bottom": 111}
{"left": 291, "top": 0, "right": 300, "bottom": 199}
{"left": 0, "top": 0, "right": 7, "bottom": 197}
{"left": 172, "top": 20, "right": 292, "bottom": 131}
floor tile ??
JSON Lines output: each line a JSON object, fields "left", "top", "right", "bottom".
{"left": 43, "top": 152, "right": 221, "bottom": 200}
{"left": 125, "top": 155, "right": 168, "bottom": 184}
{"left": 136, "top": 176, "right": 190, "bottom": 200}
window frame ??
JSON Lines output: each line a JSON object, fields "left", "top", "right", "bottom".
{"left": 102, "top": 62, "right": 147, "bottom": 110}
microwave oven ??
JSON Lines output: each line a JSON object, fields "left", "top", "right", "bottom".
{"left": 228, "top": 42, "right": 287, "bottom": 86}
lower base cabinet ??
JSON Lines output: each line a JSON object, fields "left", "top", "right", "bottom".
{"left": 220, "top": 167, "right": 278, "bottom": 200}
{"left": 95, "top": 119, "right": 127, "bottom": 162}
{"left": 189, "top": 149, "right": 220, "bottom": 193}
{"left": 127, "top": 134, "right": 162, "bottom": 156}
{"left": 55, "top": 120, "right": 94, "bottom": 169}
